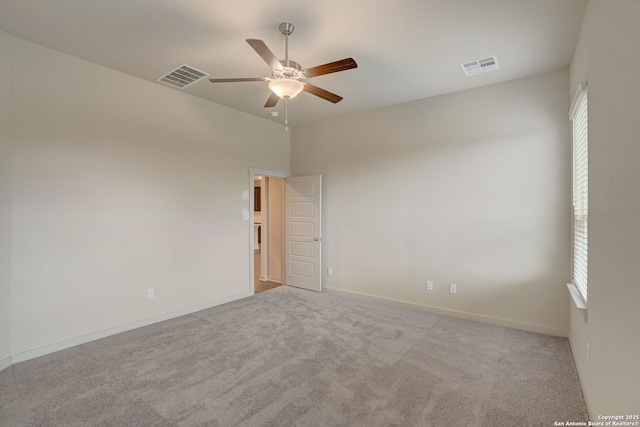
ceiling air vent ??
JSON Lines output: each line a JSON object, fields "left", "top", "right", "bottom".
{"left": 156, "top": 64, "right": 210, "bottom": 89}
{"left": 460, "top": 55, "right": 500, "bottom": 76}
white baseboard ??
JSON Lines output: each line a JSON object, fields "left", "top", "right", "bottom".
{"left": 2, "top": 287, "right": 567, "bottom": 374}
{"left": 8, "top": 291, "right": 253, "bottom": 367}
{"left": 260, "top": 275, "right": 282, "bottom": 284}
{"left": 324, "top": 287, "right": 568, "bottom": 337}
{"left": 0, "top": 355, "right": 12, "bottom": 372}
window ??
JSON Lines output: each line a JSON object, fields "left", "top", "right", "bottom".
{"left": 570, "top": 83, "right": 588, "bottom": 301}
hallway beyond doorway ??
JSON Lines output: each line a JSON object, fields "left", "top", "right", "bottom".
{"left": 254, "top": 248, "right": 281, "bottom": 293}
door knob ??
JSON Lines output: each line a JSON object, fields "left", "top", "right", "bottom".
{"left": 314, "top": 237, "right": 319, "bottom": 241}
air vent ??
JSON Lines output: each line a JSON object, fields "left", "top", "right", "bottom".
{"left": 156, "top": 64, "right": 210, "bottom": 89}
{"left": 460, "top": 55, "right": 500, "bottom": 76}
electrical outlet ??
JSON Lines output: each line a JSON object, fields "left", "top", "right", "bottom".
{"left": 147, "top": 289, "right": 154, "bottom": 300}
{"left": 426, "top": 280, "right": 434, "bottom": 291}
{"left": 449, "top": 284, "right": 457, "bottom": 294}
{"left": 327, "top": 267, "right": 333, "bottom": 275}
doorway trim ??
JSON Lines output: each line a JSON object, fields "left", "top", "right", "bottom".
{"left": 248, "top": 168, "right": 288, "bottom": 294}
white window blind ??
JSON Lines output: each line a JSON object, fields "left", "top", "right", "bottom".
{"left": 570, "top": 84, "right": 588, "bottom": 301}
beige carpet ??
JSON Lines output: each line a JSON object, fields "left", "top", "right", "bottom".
{"left": 0, "top": 286, "right": 587, "bottom": 426}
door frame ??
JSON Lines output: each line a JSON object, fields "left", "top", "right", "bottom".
{"left": 248, "top": 168, "right": 288, "bottom": 294}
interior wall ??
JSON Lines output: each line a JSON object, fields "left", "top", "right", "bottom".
{"left": 292, "top": 69, "right": 572, "bottom": 335}
{"left": 267, "top": 177, "right": 284, "bottom": 283}
{"left": 259, "top": 181, "right": 266, "bottom": 280}
{"left": 8, "top": 34, "right": 289, "bottom": 356}
{"left": 0, "top": 29, "right": 13, "bottom": 364}
{"left": 568, "top": 0, "right": 640, "bottom": 416}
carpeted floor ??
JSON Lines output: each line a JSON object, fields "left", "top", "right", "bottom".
{"left": 0, "top": 286, "right": 588, "bottom": 426}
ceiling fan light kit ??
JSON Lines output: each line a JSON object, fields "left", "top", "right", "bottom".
{"left": 268, "top": 78, "right": 304, "bottom": 99}
{"left": 209, "top": 22, "right": 357, "bottom": 129}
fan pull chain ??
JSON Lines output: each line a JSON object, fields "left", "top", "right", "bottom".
{"left": 285, "top": 98, "right": 289, "bottom": 133}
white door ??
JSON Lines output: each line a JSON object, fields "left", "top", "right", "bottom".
{"left": 285, "top": 175, "right": 322, "bottom": 292}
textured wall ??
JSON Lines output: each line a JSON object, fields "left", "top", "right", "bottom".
{"left": 292, "top": 69, "right": 572, "bottom": 335}
{"left": 0, "top": 30, "right": 12, "bottom": 364}
{"left": 568, "top": 0, "right": 640, "bottom": 417}
{"left": 8, "top": 35, "right": 289, "bottom": 355}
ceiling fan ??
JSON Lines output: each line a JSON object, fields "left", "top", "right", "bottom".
{"left": 209, "top": 22, "right": 358, "bottom": 109}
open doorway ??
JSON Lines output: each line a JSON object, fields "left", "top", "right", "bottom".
{"left": 251, "top": 171, "right": 286, "bottom": 294}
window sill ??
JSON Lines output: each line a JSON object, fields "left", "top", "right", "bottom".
{"left": 566, "top": 283, "right": 587, "bottom": 311}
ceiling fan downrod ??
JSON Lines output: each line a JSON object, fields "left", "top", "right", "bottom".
{"left": 279, "top": 22, "right": 294, "bottom": 65}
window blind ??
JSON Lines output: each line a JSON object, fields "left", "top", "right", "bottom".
{"left": 570, "top": 85, "right": 588, "bottom": 301}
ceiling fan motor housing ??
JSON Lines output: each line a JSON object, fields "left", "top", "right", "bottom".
{"left": 272, "top": 60, "right": 306, "bottom": 80}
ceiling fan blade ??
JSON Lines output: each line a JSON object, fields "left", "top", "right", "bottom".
{"left": 303, "top": 83, "right": 343, "bottom": 103}
{"left": 264, "top": 92, "right": 280, "bottom": 108}
{"left": 304, "top": 58, "right": 357, "bottom": 78}
{"left": 246, "top": 39, "right": 283, "bottom": 70}
{"left": 209, "top": 77, "right": 267, "bottom": 83}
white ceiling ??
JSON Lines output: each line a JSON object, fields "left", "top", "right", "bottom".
{"left": 0, "top": 0, "right": 587, "bottom": 126}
